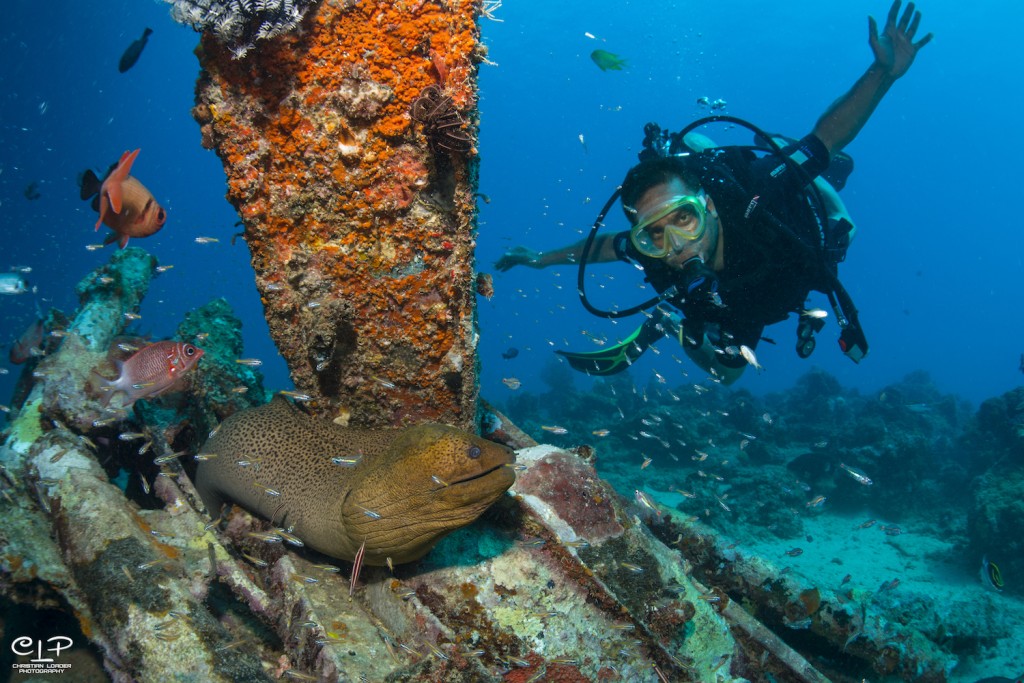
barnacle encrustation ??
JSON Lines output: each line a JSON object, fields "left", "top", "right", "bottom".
{"left": 410, "top": 85, "right": 474, "bottom": 155}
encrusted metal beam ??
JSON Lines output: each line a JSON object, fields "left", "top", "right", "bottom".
{"left": 192, "top": 0, "right": 484, "bottom": 428}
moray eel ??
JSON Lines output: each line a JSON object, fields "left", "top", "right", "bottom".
{"left": 196, "top": 396, "right": 515, "bottom": 566}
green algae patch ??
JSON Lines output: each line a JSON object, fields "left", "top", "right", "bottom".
{"left": 6, "top": 399, "right": 44, "bottom": 457}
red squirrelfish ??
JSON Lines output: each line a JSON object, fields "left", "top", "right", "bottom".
{"left": 10, "top": 319, "right": 44, "bottom": 364}
{"left": 80, "top": 149, "right": 166, "bottom": 249}
{"left": 95, "top": 340, "right": 204, "bottom": 408}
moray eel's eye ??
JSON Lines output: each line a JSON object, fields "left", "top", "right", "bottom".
{"left": 467, "top": 445, "right": 481, "bottom": 459}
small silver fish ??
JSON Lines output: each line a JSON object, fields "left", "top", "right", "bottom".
{"left": 246, "top": 531, "right": 283, "bottom": 544}
{"left": 739, "top": 345, "right": 762, "bottom": 371}
{"left": 634, "top": 489, "right": 660, "bottom": 515}
{"left": 839, "top": 463, "right": 873, "bottom": 486}
{"left": 358, "top": 506, "right": 381, "bottom": 520}
{"left": 279, "top": 390, "right": 312, "bottom": 401}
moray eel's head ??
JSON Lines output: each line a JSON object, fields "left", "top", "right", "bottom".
{"left": 343, "top": 424, "right": 515, "bottom": 565}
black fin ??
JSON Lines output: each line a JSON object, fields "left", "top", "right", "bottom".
{"left": 79, "top": 169, "right": 101, "bottom": 200}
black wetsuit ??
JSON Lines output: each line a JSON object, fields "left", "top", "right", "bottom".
{"left": 613, "top": 134, "right": 835, "bottom": 366}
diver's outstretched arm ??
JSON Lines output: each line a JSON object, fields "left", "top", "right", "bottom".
{"left": 494, "top": 234, "right": 619, "bottom": 272}
{"left": 811, "top": 0, "right": 933, "bottom": 155}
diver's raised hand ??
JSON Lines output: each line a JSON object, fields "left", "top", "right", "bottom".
{"left": 494, "top": 246, "right": 543, "bottom": 272}
{"left": 869, "top": 1, "right": 933, "bottom": 80}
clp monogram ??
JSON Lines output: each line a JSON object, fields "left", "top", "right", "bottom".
{"left": 11, "top": 636, "right": 73, "bottom": 662}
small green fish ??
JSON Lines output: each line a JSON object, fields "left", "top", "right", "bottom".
{"left": 590, "top": 49, "right": 626, "bottom": 72}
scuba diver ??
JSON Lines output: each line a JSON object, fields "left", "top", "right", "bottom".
{"left": 495, "top": 1, "right": 932, "bottom": 383}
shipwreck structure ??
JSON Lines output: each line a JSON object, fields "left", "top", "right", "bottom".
{"left": 190, "top": 0, "right": 485, "bottom": 429}
{"left": 0, "top": 244, "right": 814, "bottom": 680}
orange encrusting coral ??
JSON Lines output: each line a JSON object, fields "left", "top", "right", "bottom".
{"left": 192, "top": 1, "right": 483, "bottom": 428}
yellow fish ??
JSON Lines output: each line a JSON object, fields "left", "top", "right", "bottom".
{"left": 980, "top": 556, "right": 1004, "bottom": 592}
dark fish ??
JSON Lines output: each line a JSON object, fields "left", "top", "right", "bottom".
{"left": 590, "top": 49, "right": 626, "bottom": 72}
{"left": 10, "top": 319, "right": 44, "bottom": 364}
{"left": 501, "top": 347, "right": 519, "bottom": 360}
{"left": 24, "top": 181, "right": 41, "bottom": 200}
{"left": 119, "top": 28, "right": 152, "bottom": 73}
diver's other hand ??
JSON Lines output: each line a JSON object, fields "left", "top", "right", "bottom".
{"left": 869, "top": 1, "right": 933, "bottom": 80}
{"left": 494, "top": 246, "right": 543, "bottom": 272}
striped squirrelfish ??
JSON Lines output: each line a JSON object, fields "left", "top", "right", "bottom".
{"left": 94, "top": 340, "right": 204, "bottom": 409}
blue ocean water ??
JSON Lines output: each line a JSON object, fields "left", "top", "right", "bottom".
{"left": 476, "top": 0, "right": 1023, "bottom": 408}
{"left": 0, "top": 0, "right": 288, "bottom": 402}
{"left": 0, "top": 0, "right": 1021, "bottom": 409}
{"left": 1, "top": 1, "right": 1023, "bottom": 678}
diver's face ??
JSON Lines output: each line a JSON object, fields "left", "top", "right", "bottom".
{"left": 635, "top": 178, "right": 714, "bottom": 270}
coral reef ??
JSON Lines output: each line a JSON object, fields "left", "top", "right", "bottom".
{"left": 191, "top": 0, "right": 484, "bottom": 429}
{"left": 963, "top": 389, "right": 1024, "bottom": 594}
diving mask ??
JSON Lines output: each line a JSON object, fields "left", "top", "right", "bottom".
{"left": 629, "top": 193, "right": 708, "bottom": 258}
